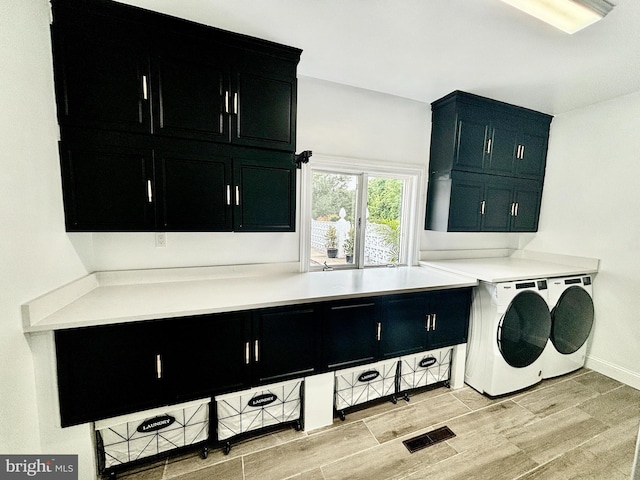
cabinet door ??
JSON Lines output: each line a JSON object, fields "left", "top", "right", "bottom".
{"left": 51, "top": 6, "right": 151, "bottom": 134}
{"left": 485, "top": 125, "right": 517, "bottom": 176}
{"left": 321, "top": 300, "right": 379, "bottom": 370}
{"left": 510, "top": 181, "right": 542, "bottom": 232}
{"left": 448, "top": 174, "right": 484, "bottom": 232}
{"left": 167, "top": 312, "right": 250, "bottom": 402}
{"left": 380, "top": 293, "right": 429, "bottom": 359}
{"left": 55, "top": 321, "right": 169, "bottom": 427}
{"left": 232, "top": 52, "right": 298, "bottom": 152}
{"left": 232, "top": 151, "right": 296, "bottom": 232}
{"left": 427, "top": 289, "right": 471, "bottom": 349}
{"left": 481, "top": 181, "right": 513, "bottom": 232}
{"left": 514, "top": 133, "right": 547, "bottom": 179}
{"left": 59, "top": 133, "right": 155, "bottom": 231}
{"left": 156, "top": 142, "right": 232, "bottom": 231}
{"left": 252, "top": 305, "right": 321, "bottom": 384}
{"left": 454, "top": 113, "right": 489, "bottom": 172}
{"left": 153, "top": 35, "right": 229, "bottom": 143}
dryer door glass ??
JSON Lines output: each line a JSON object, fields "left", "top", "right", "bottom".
{"left": 551, "top": 286, "right": 594, "bottom": 354}
{"left": 498, "top": 291, "right": 551, "bottom": 368}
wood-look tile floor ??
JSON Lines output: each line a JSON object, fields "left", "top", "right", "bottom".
{"left": 119, "top": 369, "right": 640, "bottom": 480}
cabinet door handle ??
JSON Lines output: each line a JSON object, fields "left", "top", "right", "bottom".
{"left": 510, "top": 202, "right": 515, "bottom": 216}
{"left": 245, "top": 341, "right": 250, "bottom": 365}
{"left": 486, "top": 138, "right": 492, "bottom": 154}
{"left": 235, "top": 186, "right": 240, "bottom": 206}
{"left": 226, "top": 185, "right": 231, "bottom": 206}
{"left": 514, "top": 202, "right": 519, "bottom": 216}
{"left": 142, "top": 75, "right": 148, "bottom": 100}
{"left": 480, "top": 200, "right": 486, "bottom": 215}
{"left": 376, "top": 322, "right": 381, "bottom": 341}
{"left": 432, "top": 313, "right": 437, "bottom": 330}
{"left": 425, "top": 314, "right": 431, "bottom": 331}
{"left": 224, "top": 91, "right": 230, "bottom": 114}
{"left": 155, "top": 354, "right": 162, "bottom": 379}
{"left": 519, "top": 144, "right": 524, "bottom": 159}
{"left": 233, "top": 92, "right": 238, "bottom": 115}
{"left": 254, "top": 340, "right": 259, "bottom": 362}
{"left": 147, "top": 180, "right": 153, "bottom": 203}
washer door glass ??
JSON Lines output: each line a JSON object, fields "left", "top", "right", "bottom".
{"left": 498, "top": 290, "right": 551, "bottom": 368}
{"left": 551, "top": 286, "right": 594, "bottom": 354}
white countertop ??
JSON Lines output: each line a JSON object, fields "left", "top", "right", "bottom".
{"left": 22, "top": 265, "right": 477, "bottom": 332}
{"left": 420, "top": 250, "right": 599, "bottom": 283}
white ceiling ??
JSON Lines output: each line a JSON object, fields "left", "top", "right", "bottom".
{"left": 118, "top": 0, "right": 640, "bottom": 115}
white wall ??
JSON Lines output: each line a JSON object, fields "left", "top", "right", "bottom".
{"left": 525, "top": 91, "right": 640, "bottom": 388}
{"left": 0, "top": 0, "right": 89, "bottom": 463}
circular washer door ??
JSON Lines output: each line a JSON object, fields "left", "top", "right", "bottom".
{"left": 498, "top": 290, "right": 551, "bottom": 368}
{"left": 551, "top": 286, "right": 594, "bottom": 354}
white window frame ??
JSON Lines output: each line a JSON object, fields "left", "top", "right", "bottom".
{"left": 299, "top": 154, "right": 425, "bottom": 272}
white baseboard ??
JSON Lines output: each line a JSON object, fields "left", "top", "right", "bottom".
{"left": 585, "top": 354, "right": 640, "bottom": 391}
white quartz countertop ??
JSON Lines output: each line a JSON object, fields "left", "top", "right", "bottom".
{"left": 23, "top": 265, "right": 477, "bottom": 332}
{"left": 420, "top": 250, "right": 599, "bottom": 283}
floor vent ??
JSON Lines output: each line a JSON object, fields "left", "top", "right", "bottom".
{"left": 402, "top": 426, "right": 455, "bottom": 453}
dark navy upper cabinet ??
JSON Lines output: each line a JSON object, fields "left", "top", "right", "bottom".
{"left": 50, "top": 0, "right": 301, "bottom": 232}
{"left": 232, "top": 52, "right": 298, "bottom": 152}
{"left": 51, "top": 2, "right": 152, "bottom": 135}
{"left": 51, "top": 0, "right": 300, "bottom": 151}
{"left": 426, "top": 91, "right": 552, "bottom": 232}
{"left": 152, "top": 33, "right": 230, "bottom": 144}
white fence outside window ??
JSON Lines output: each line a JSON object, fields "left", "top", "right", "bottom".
{"left": 311, "top": 218, "right": 396, "bottom": 264}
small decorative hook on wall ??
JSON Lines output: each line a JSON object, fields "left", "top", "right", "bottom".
{"left": 294, "top": 150, "right": 312, "bottom": 169}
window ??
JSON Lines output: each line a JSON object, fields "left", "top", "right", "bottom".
{"left": 302, "top": 156, "right": 422, "bottom": 271}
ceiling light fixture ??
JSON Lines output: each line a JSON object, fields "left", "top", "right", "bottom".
{"left": 500, "top": 0, "right": 615, "bottom": 34}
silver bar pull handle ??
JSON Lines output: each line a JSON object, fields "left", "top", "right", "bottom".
{"left": 376, "top": 322, "right": 381, "bottom": 341}
{"left": 156, "top": 354, "right": 162, "bottom": 379}
{"left": 254, "top": 340, "right": 259, "bottom": 362}
{"left": 520, "top": 145, "right": 525, "bottom": 159}
{"left": 147, "top": 180, "right": 153, "bottom": 203}
{"left": 226, "top": 185, "right": 231, "bottom": 205}
{"left": 515, "top": 202, "right": 519, "bottom": 216}
{"left": 486, "top": 137, "right": 492, "bottom": 154}
{"left": 426, "top": 314, "right": 431, "bottom": 331}
{"left": 233, "top": 92, "right": 238, "bottom": 114}
{"left": 235, "top": 186, "right": 240, "bottom": 206}
{"left": 245, "top": 342, "right": 250, "bottom": 365}
{"left": 142, "top": 75, "right": 148, "bottom": 100}
{"left": 480, "top": 200, "right": 486, "bottom": 215}
{"left": 432, "top": 313, "right": 437, "bottom": 330}
{"left": 224, "top": 91, "right": 230, "bottom": 114}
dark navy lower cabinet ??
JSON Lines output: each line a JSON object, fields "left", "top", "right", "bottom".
{"left": 321, "top": 299, "right": 380, "bottom": 371}
{"left": 251, "top": 304, "right": 322, "bottom": 384}
{"left": 54, "top": 289, "right": 470, "bottom": 428}
{"left": 380, "top": 288, "right": 471, "bottom": 358}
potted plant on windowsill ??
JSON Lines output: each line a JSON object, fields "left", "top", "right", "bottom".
{"left": 325, "top": 226, "right": 338, "bottom": 258}
{"left": 343, "top": 226, "right": 354, "bottom": 263}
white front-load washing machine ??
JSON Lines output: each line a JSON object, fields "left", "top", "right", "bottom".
{"left": 465, "top": 279, "right": 551, "bottom": 396}
{"left": 542, "top": 275, "right": 594, "bottom": 379}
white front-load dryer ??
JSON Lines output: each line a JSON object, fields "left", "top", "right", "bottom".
{"left": 465, "top": 279, "right": 551, "bottom": 396}
{"left": 542, "top": 275, "right": 594, "bottom": 379}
